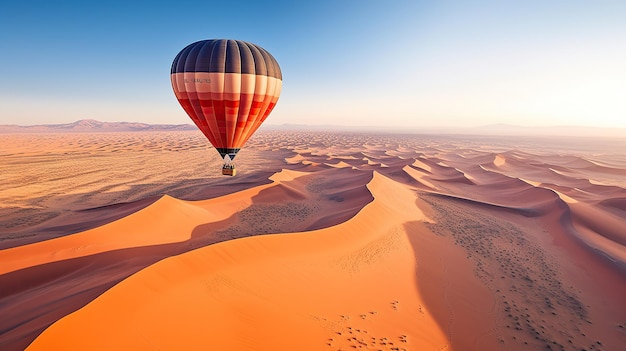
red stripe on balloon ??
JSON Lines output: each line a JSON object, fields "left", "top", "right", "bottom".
{"left": 176, "top": 88, "right": 280, "bottom": 149}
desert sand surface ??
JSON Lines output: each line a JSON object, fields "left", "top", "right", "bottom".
{"left": 1, "top": 130, "right": 625, "bottom": 351}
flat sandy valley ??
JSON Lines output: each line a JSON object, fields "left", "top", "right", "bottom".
{"left": 1, "top": 130, "right": 625, "bottom": 351}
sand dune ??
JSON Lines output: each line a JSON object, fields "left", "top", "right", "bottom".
{"left": 0, "top": 166, "right": 373, "bottom": 350}
{"left": 1, "top": 131, "right": 625, "bottom": 351}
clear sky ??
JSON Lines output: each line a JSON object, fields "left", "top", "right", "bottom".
{"left": 1, "top": 0, "right": 625, "bottom": 129}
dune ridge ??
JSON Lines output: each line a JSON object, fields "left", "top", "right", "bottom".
{"left": 1, "top": 131, "right": 625, "bottom": 351}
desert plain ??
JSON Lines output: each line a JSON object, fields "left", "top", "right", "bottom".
{"left": 0, "top": 129, "right": 625, "bottom": 351}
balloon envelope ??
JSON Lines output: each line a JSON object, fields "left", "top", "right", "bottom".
{"left": 171, "top": 39, "right": 282, "bottom": 160}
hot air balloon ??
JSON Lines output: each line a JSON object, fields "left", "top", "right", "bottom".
{"left": 171, "top": 39, "right": 282, "bottom": 176}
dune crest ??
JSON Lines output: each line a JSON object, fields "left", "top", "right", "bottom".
{"left": 2, "top": 168, "right": 323, "bottom": 276}
{"left": 493, "top": 154, "right": 506, "bottom": 166}
{"left": 0, "top": 195, "right": 206, "bottom": 275}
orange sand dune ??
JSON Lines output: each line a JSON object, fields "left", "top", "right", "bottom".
{"left": 0, "top": 166, "right": 373, "bottom": 350}
{"left": 1, "top": 131, "right": 625, "bottom": 351}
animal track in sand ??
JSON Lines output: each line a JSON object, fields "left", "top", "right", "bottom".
{"left": 323, "top": 308, "right": 411, "bottom": 351}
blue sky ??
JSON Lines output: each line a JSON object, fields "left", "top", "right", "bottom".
{"left": 1, "top": 0, "right": 625, "bottom": 128}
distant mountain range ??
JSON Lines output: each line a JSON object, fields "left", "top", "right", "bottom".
{"left": 0, "top": 119, "right": 196, "bottom": 133}
{"left": 1, "top": 119, "right": 624, "bottom": 138}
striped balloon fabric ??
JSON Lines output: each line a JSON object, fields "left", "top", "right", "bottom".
{"left": 171, "top": 39, "right": 282, "bottom": 161}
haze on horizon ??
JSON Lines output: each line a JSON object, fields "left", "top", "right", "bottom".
{"left": 1, "top": 0, "right": 625, "bottom": 130}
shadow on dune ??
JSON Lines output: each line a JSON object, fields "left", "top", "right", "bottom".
{"left": 0, "top": 243, "right": 187, "bottom": 350}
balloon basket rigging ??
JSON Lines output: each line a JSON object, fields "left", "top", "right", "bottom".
{"left": 222, "top": 163, "right": 236, "bottom": 176}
